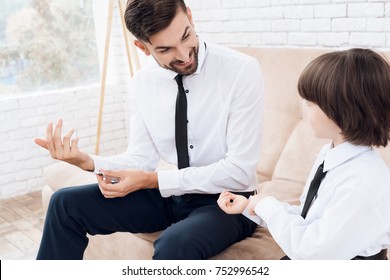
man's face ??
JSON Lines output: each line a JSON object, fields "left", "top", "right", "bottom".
{"left": 134, "top": 8, "right": 199, "bottom": 76}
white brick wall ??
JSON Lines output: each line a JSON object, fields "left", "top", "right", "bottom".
{"left": 186, "top": 0, "right": 390, "bottom": 49}
{"left": 1, "top": 0, "right": 389, "bottom": 199}
{"left": 0, "top": 84, "right": 129, "bottom": 198}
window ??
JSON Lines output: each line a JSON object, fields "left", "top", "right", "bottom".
{"left": 0, "top": 0, "right": 100, "bottom": 94}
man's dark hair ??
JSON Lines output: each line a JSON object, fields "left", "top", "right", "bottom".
{"left": 298, "top": 48, "right": 390, "bottom": 147}
{"left": 125, "top": 0, "right": 187, "bottom": 43}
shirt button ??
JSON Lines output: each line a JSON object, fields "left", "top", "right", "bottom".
{"left": 189, "top": 145, "right": 194, "bottom": 149}
{"left": 185, "top": 89, "right": 189, "bottom": 94}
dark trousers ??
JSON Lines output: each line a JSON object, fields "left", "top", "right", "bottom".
{"left": 37, "top": 184, "right": 257, "bottom": 260}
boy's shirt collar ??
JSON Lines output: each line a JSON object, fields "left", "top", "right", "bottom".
{"left": 320, "top": 142, "right": 371, "bottom": 172}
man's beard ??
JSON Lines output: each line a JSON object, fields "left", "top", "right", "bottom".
{"left": 166, "top": 46, "right": 199, "bottom": 76}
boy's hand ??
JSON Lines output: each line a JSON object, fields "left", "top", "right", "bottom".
{"left": 217, "top": 190, "right": 249, "bottom": 214}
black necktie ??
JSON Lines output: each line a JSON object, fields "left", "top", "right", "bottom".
{"left": 301, "top": 162, "right": 327, "bottom": 219}
{"left": 175, "top": 75, "right": 190, "bottom": 169}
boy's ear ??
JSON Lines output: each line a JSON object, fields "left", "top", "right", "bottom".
{"left": 134, "top": 40, "right": 151, "bottom": 56}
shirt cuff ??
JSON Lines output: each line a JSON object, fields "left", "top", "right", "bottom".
{"left": 254, "top": 196, "right": 280, "bottom": 223}
{"left": 241, "top": 206, "right": 261, "bottom": 225}
{"left": 157, "top": 169, "right": 181, "bottom": 197}
{"left": 90, "top": 155, "right": 110, "bottom": 174}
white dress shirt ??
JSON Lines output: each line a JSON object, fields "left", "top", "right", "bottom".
{"left": 246, "top": 142, "right": 390, "bottom": 259}
{"left": 92, "top": 39, "right": 264, "bottom": 197}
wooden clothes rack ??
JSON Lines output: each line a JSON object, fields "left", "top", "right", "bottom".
{"left": 95, "top": 0, "right": 140, "bottom": 155}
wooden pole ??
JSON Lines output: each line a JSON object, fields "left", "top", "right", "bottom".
{"left": 118, "top": 0, "right": 134, "bottom": 78}
{"left": 95, "top": 0, "right": 114, "bottom": 155}
{"left": 95, "top": 0, "right": 140, "bottom": 155}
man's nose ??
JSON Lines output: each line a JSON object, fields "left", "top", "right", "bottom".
{"left": 175, "top": 46, "right": 190, "bottom": 62}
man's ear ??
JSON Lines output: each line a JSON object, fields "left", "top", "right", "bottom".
{"left": 186, "top": 7, "right": 194, "bottom": 28}
{"left": 134, "top": 40, "right": 151, "bottom": 56}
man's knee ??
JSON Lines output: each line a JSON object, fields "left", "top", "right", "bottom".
{"left": 153, "top": 230, "right": 206, "bottom": 260}
{"left": 47, "top": 187, "right": 79, "bottom": 219}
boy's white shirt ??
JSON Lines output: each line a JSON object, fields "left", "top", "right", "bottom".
{"left": 243, "top": 142, "right": 390, "bottom": 259}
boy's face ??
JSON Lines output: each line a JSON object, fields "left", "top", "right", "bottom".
{"left": 134, "top": 7, "right": 199, "bottom": 76}
{"left": 305, "top": 101, "right": 344, "bottom": 146}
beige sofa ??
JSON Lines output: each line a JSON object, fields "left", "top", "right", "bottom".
{"left": 41, "top": 47, "right": 390, "bottom": 259}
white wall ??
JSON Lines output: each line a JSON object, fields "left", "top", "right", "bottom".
{"left": 186, "top": 0, "right": 390, "bottom": 50}
{"left": 0, "top": 0, "right": 389, "bottom": 198}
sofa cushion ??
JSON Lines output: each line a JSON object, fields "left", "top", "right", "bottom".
{"left": 210, "top": 227, "right": 284, "bottom": 260}
{"left": 272, "top": 119, "right": 329, "bottom": 184}
{"left": 257, "top": 179, "right": 305, "bottom": 206}
{"left": 257, "top": 109, "right": 300, "bottom": 182}
{"left": 84, "top": 232, "right": 155, "bottom": 259}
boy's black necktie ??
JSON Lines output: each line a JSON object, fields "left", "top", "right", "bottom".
{"left": 301, "top": 162, "right": 327, "bottom": 219}
{"left": 175, "top": 74, "right": 190, "bottom": 169}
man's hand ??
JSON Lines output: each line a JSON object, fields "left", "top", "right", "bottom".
{"left": 217, "top": 190, "right": 249, "bottom": 214}
{"left": 96, "top": 169, "right": 158, "bottom": 198}
{"left": 34, "top": 119, "right": 94, "bottom": 171}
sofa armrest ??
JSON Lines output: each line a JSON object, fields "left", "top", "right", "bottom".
{"left": 43, "top": 161, "right": 97, "bottom": 192}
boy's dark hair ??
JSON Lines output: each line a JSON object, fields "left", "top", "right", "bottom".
{"left": 298, "top": 48, "right": 390, "bottom": 147}
{"left": 124, "top": 0, "right": 187, "bottom": 43}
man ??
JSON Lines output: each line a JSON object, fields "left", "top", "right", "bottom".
{"left": 35, "top": 0, "right": 264, "bottom": 259}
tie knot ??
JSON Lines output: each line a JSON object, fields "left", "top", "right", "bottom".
{"left": 314, "top": 162, "right": 326, "bottom": 179}
{"left": 175, "top": 74, "right": 183, "bottom": 85}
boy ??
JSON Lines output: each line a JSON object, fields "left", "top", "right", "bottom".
{"left": 218, "top": 48, "right": 390, "bottom": 260}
